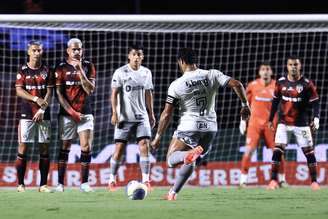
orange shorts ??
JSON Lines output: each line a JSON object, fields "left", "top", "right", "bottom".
{"left": 246, "top": 124, "right": 275, "bottom": 149}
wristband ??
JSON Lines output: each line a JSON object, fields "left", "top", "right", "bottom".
{"left": 155, "top": 133, "right": 162, "bottom": 140}
{"left": 241, "top": 101, "right": 249, "bottom": 107}
{"left": 38, "top": 109, "right": 45, "bottom": 113}
{"left": 33, "top": 96, "right": 39, "bottom": 102}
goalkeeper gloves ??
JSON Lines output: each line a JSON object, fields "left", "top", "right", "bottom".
{"left": 239, "top": 119, "right": 247, "bottom": 135}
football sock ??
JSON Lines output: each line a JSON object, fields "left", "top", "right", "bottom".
{"left": 271, "top": 146, "right": 284, "bottom": 181}
{"left": 304, "top": 149, "right": 317, "bottom": 182}
{"left": 39, "top": 154, "right": 50, "bottom": 186}
{"left": 241, "top": 154, "right": 250, "bottom": 174}
{"left": 140, "top": 156, "right": 150, "bottom": 183}
{"left": 80, "top": 151, "right": 91, "bottom": 184}
{"left": 15, "top": 153, "right": 27, "bottom": 185}
{"left": 167, "top": 151, "right": 188, "bottom": 167}
{"left": 58, "top": 149, "right": 70, "bottom": 185}
{"left": 172, "top": 163, "right": 194, "bottom": 193}
{"left": 109, "top": 157, "right": 120, "bottom": 182}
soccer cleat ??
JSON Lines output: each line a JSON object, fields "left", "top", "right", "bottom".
{"left": 143, "top": 181, "right": 153, "bottom": 192}
{"left": 53, "top": 184, "right": 64, "bottom": 192}
{"left": 39, "top": 185, "right": 52, "bottom": 193}
{"left": 17, "top": 184, "right": 25, "bottom": 192}
{"left": 80, "top": 183, "right": 94, "bottom": 193}
{"left": 310, "top": 182, "right": 320, "bottom": 191}
{"left": 239, "top": 173, "right": 248, "bottom": 188}
{"left": 279, "top": 181, "right": 289, "bottom": 188}
{"left": 184, "top": 146, "right": 204, "bottom": 165}
{"left": 239, "top": 183, "right": 247, "bottom": 189}
{"left": 267, "top": 180, "right": 279, "bottom": 190}
{"left": 107, "top": 181, "right": 117, "bottom": 192}
{"left": 163, "top": 189, "right": 177, "bottom": 201}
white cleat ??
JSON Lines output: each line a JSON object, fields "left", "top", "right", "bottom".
{"left": 17, "top": 184, "right": 25, "bottom": 192}
{"left": 39, "top": 185, "right": 52, "bottom": 193}
{"left": 52, "top": 184, "right": 64, "bottom": 192}
{"left": 80, "top": 183, "right": 94, "bottom": 193}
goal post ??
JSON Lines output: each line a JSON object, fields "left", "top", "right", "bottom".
{"left": 0, "top": 15, "right": 327, "bottom": 187}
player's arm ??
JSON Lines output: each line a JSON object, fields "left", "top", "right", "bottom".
{"left": 308, "top": 81, "right": 320, "bottom": 131}
{"left": 56, "top": 85, "right": 81, "bottom": 122}
{"left": 227, "top": 79, "right": 251, "bottom": 120}
{"left": 151, "top": 103, "right": 174, "bottom": 150}
{"left": 111, "top": 88, "right": 119, "bottom": 126}
{"left": 145, "top": 90, "right": 156, "bottom": 128}
{"left": 75, "top": 63, "right": 95, "bottom": 95}
{"left": 32, "top": 87, "right": 53, "bottom": 122}
{"left": 268, "top": 82, "right": 281, "bottom": 130}
{"left": 239, "top": 83, "right": 252, "bottom": 135}
{"left": 16, "top": 86, "right": 48, "bottom": 109}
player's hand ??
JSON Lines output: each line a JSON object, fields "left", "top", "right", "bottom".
{"left": 268, "top": 121, "right": 275, "bottom": 131}
{"left": 240, "top": 105, "right": 251, "bottom": 121}
{"left": 111, "top": 113, "right": 118, "bottom": 126}
{"left": 151, "top": 135, "right": 161, "bottom": 151}
{"left": 239, "top": 119, "right": 247, "bottom": 135}
{"left": 310, "top": 117, "right": 320, "bottom": 132}
{"left": 149, "top": 113, "right": 156, "bottom": 129}
{"left": 32, "top": 109, "right": 44, "bottom": 123}
{"left": 71, "top": 111, "right": 82, "bottom": 122}
{"left": 36, "top": 97, "right": 48, "bottom": 109}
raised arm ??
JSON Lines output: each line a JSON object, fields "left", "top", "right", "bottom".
{"left": 75, "top": 63, "right": 95, "bottom": 95}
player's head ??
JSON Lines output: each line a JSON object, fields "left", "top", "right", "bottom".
{"left": 67, "top": 38, "right": 83, "bottom": 61}
{"left": 177, "top": 48, "right": 197, "bottom": 73}
{"left": 287, "top": 55, "right": 302, "bottom": 77}
{"left": 27, "top": 40, "right": 43, "bottom": 62}
{"left": 128, "top": 44, "right": 144, "bottom": 69}
{"left": 258, "top": 61, "right": 273, "bottom": 82}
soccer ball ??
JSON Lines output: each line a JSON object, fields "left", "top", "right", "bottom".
{"left": 125, "top": 180, "right": 148, "bottom": 200}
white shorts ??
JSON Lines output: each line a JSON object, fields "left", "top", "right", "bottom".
{"left": 275, "top": 123, "right": 313, "bottom": 148}
{"left": 59, "top": 114, "right": 94, "bottom": 140}
{"left": 18, "top": 119, "right": 51, "bottom": 143}
{"left": 114, "top": 121, "right": 151, "bottom": 143}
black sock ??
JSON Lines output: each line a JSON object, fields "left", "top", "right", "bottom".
{"left": 271, "top": 146, "right": 284, "bottom": 181}
{"left": 80, "top": 151, "right": 91, "bottom": 184}
{"left": 15, "top": 153, "right": 27, "bottom": 185}
{"left": 58, "top": 149, "right": 70, "bottom": 185}
{"left": 39, "top": 154, "right": 50, "bottom": 186}
{"left": 304, "top": 150, "right": 317, "bottom": 182}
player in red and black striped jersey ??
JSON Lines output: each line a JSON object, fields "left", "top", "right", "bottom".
{"left": 267, "top": 56, "right": 320, "bottom": 191}
{"left": 15, "top": 40, "right": 54, "bottom": 192}
{"left": 54, "top": 38, "right": 96, "bottom": 192}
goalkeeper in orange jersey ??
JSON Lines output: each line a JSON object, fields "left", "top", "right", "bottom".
{"left": 239, "top": 62, "right": 286, "bottom": 187}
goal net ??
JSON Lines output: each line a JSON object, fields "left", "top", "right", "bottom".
{"left": 0, "top": 15, "right": 327, "bottom": 186}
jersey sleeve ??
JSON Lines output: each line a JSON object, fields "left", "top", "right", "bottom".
{"left": 209, "top": 69, "right": 231, "bottom": 87}
{"left": 145, "top": 70, "right": 154, "bottom": 90}
{"left": 15, "top": 68, "right": 25, "bottom": 87}
{"left": 55, "top": 66, "right": 64, "bottom": 86}
{"left": 308, "top": 80, "right": 319, "bottom": 102}
{"left": 273, "top": 81, "right": 282, "bottom": 99}
{"left": 88, "top": 63, "right": 96, "bottom": 81}
{"left": 166, "top": 81, "right": 179, "bottom": 105}
{"left": 246, "top": 83, "right": 253, "bottom": 105}
{"left": 111, "top": 69, "right": 122, "bottom": 88}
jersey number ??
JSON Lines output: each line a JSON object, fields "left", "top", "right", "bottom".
{"left": 196, "top": 97, "right": 207, "bottom": 116}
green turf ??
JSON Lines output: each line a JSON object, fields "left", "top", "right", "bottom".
{"left": 1, "top": 187, "right": 327, "bottom": 219}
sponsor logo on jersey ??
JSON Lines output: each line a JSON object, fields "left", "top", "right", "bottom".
{"left": 185, "top": 78, "right": 209, "bottom": 88}
{"left": 197, "top": 121, "right": 209, "bottom": 131}
{"left": 296, "top": 84, "right": 303, "bottom": 93}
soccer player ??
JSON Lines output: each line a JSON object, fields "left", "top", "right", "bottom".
{"left": 239, "top": 63, "right": 286, "bottom": 187}
{"left": 15, "top": 40, "right": 53, "bottom": 192}
{"left": 108, "top": 44, "right": 155, "bottom": 192}
{"left": 54, "top": 38, "right": 96, "bottom": 192}
{"left": 267, "top": 56, "right": 320, "bottom": 191}
{"left": 151, "top": 48, "right": 250, "bottom": 200}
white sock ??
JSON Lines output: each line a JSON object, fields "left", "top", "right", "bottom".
{"left": 278, "top": 174, "right": 286, "bottom": 182}
{"left": 142, "top": 173, "right": 150, "bottom": 183}
{"left": 109, "top": 174, "right": 116, "bottom": 183}
{"left": 240, "top": 173, "right": 248, "bottom": 185}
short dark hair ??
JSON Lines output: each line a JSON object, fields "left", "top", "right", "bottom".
{"left": 128, "top": 44, "right": 143, "bottom": 53}
{"left": 287, "top": 55, "right": 301, "bottom": 62}
{"left": 27, "top": 40, "right": 43, "bottom": 48}
{"left": 258, "top": 61, "right": 272, "bottom": 71}
{"left": 177, "top": 48, "right": 197, "bottom": 65}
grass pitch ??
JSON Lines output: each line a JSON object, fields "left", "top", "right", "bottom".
{"left": 1, "top": 187, "right": 327, "bottom": 219}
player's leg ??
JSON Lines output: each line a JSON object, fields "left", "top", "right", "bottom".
{"left": 38, "top": 120, "right": 51, "bottom": 192}
{"left": 77, "top": 114, "right": 94, "bottom": 192}
{"left": 267, "top": 124, "right": 287, "bottom": 190}
{"left": 136, "top": 121, "right": 152, "bottom": 188}
{"left": 264, "top": 124, "right": 287, "bottom": 187}
{"left": 55, "top": 115, "right": 76, "bottom": 191}
{"left": 16, "top": 119, "right": 35, "bottom": 192}
{"left": 240, "top": 125, "right": 260, "bottom": 187}
{"left": 165, "top": 131, "right": 204, "bottom": 201}
{"left": 295, "top": 126, "right": 320, "bottom": 190}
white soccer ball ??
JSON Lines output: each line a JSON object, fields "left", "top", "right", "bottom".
{"left": 125, "top": 180, "right": 148, "bottom": 200}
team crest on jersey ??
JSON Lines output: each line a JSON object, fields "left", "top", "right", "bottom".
{"left": 296, "top": 84, "right": 303, "bottom": 93}
{"left": 17, "top": 73, "right": 22, "bottom": 80}
{"left": 40, "top": 71, "right": 47, "bottom": 79}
